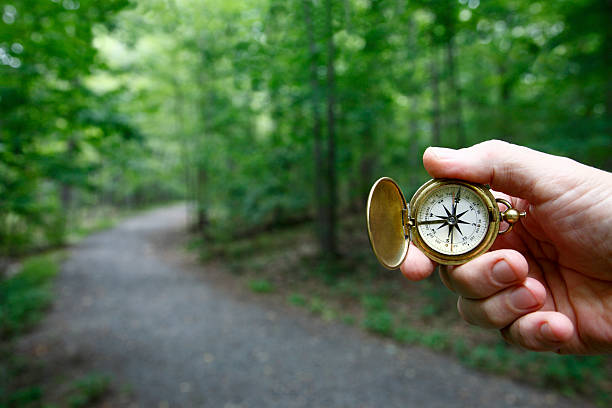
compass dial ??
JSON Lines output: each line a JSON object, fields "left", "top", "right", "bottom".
{"left": 416, "top": 184, "right": 489, "bottom": 256}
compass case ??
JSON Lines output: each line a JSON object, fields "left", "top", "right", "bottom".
{"left": 409, "top": 179, "right": 500, "bottom": 266}
{"left": 366, "top": 177, "right": 410, "bottom": 270}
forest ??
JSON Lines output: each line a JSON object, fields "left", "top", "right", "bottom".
{"left": 1, "top": 0, "right": 611, "bottom": 405}
{"left": 1, "top": 0, "right": 610, "bottom": 258}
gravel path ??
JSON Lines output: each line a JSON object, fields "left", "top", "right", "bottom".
{"left": 20, "top": 205, "right": 587, "bottom": 408}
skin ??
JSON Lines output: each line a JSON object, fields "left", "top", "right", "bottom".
{"left": 400, "top": 140, "right": 612, "bottom": 354}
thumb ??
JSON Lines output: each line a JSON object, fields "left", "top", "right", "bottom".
{"left": 423, "top": 140, "right": 574, "bottom": 203}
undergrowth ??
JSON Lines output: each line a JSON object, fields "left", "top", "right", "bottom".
{"left": 195, "top": 217, "right": 612, "bottom": 407}
{"left": 0, "top": 254, "right": 60, "bottom": 340}
{"left": 0, "top": 253, "right": 116, "bottom": 408}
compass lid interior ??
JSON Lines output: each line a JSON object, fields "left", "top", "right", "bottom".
{"left": 366, "top": 177, "right": 410, "bottom": 270}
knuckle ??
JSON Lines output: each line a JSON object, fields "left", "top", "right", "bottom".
{"left": 481, "top": 304, "right": 510, "bottom": 328}
{"left": 449, "top": 264, "right": 485, "bottom": 297}
{"left": 458, "top": 297, "right": 506, "bottom": 329}
{"left": 480, "top": 139, "right": 509, "bottom": 151}
{"left": 510, "top": 317, "right": 545, "bottom": 352}
{"left": 453, "top": 254, "right": 517, "bottom": 298}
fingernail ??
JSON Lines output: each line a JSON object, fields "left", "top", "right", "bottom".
{"left": 491, "top": 260, "right": 516, "bottom": 284}
{"left": 540, "top": 323, "right": 559, "bottom": 342}
{"left": 427, "top": 147, "right": 458, "bottom": 160}
{"left": 511, "top": 286, "right": 539, "bottom": 310}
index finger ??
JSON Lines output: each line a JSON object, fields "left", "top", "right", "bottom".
{"left": 422, "top": 140, "right": 573, "bottom": 204}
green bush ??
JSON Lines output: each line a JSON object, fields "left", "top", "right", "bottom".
{"left": 288, "top": 293, "right": 307, "bottom": 307}
{"left": 420, "top": 330, "right": 450, "bottom": 351}
{"left": 361, "top": 295, "right": 386, "bottom": 312}
{"left": 248, "top": 279, "right": 274, "bottom": 293}
{"left": 361, "top": 295, "right": 394, "bottom": 336}
{"left": 308, "top": 297, "right": 326, "bottom": 315}
{"left": 0, "top": 254, "right": 59, "bottom": 339}
{"left": 363, "top": 310, "right": 393, "bottom": 336}
{"left": 341, "top": 315, "right": 356, "bottom": 325}
{"left": 6, "top": 386, "right": 43, "bottom": 407}
{"left": 393, "top": 326, "right": 420, "bottom": 345}
{"left": 68, "top": 374, "right": 110, "bottom": 408}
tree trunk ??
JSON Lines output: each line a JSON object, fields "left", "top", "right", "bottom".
{"left": 498, "top": 63, "right": 512, "bottom": 142}
{"left": 357, "top": 0, "right": 381, "bottom": 207}
{"left": 303, "top": 0, "right": 326, "bottom": 253}
{"left": 430, "top": 47, "right": 441, "bottom": 146}
{"left": 446, "top": 37, "right": 466, "bottom": 148}
{"left": 195, "top": 165, "right": 208, "bottom": 233}
{"left": 343, "top": 0, "right": 351, "bottom": 32}
{"left": 324, "top": 0, "right": 337, "bottom": 258}
{"left": 60, "top": 137, "right": 77, "bottom": 212}
{"left": 173, "top": 78, "right": 193, "bottom": 226}
{"left": 60, "top": 138, "right": 77, "bottom": 219}
{"left": 605, "top": 0, "right": 612, "bottom": 138}
{"left": 409, "top": 97, "right": 420, "bottom": 189}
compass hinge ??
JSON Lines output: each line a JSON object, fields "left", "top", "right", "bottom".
{"left": 401, "top": 208, "right": 414, "bottom": 238}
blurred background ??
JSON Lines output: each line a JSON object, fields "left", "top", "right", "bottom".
{"left": 1, "top": 0, "right": 611, "bottom": 407}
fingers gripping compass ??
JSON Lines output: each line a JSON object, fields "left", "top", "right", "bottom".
{"left": 366, "top": 178, "right": 526, "bottom": 269}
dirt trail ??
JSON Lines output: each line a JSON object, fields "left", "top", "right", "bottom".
{"left": 19, "top": 205, "right": 585, "bottom": 408}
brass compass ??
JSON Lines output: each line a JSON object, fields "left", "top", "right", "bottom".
{"left": 366, "top": 177, "right": 526, "bottom": 269}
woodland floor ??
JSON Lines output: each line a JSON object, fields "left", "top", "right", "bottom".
{"left": 12, "top": 205, "right": 596, "bottom": 408}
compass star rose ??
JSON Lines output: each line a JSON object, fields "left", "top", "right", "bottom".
{"left": 433, "top": 188, "right": 470, "bottom": 243}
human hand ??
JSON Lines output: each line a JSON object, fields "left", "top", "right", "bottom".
{"left": 400, "top": 140, "right": 612, "bottom": 354}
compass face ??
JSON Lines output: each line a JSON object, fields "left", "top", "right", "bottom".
{"left": 416, "top": 184, "right": 490, "bottom": 256}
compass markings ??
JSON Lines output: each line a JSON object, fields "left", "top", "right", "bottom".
{"left": 416, "top": 185, "right": 489, "bottom": 256}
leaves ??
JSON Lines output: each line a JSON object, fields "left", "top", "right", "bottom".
{"left": 1, "top": 0, "right": 609, "bottom": 255}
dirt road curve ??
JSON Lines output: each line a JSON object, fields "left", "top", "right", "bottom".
{"left": 19, "top": 205, "right": 586, "bottom": 408}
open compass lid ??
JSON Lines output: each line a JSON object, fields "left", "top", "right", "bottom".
{"left": 366, "top": 177, "right": 410, "bottom": 270}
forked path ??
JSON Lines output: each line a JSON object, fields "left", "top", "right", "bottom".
{"left": 21, "top": 205, "right": 586, "bottom": 408}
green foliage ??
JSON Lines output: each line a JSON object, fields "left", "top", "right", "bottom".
{"left": 0, "top": 254, "right": 59, "bottom": 339}
{"left": 70, "top": 216, "right": 117, "bottom": 240}
{"left": 363, "top": 310, "right": 393, "bottom": 336}
{"left": 392, "top": 326, "right": 420, "bottom": 345}
{"left": 361, "top": 295, "right": 387, "bottom": 312}
{"left": 3, "top": 0, "right": 610, "bottom": 253}
{"left": 68, "top": 374, "right": 111, "bottom": 408}
{"left": 4, "top": 386, "right": 43, "bottom": 407}
{"left": 0, "top": 0, "right": 179, "bottom": 256}
{"left": 420, "top": 330, "right": 451, "bottom": 351}
{"left": 341, "top": 315, "right": 356, "bottom": 325}
{"left": 453, "top": 339, "right": 609, "bottom": 405}
{"left": 248, "top": 279, "right": 275, "bottom": 293}
{"left": 2, "top": 0, "right": 610, "bottom": 403}
{"left": 288, "top": 293, "right": 308, "bottom": 307}
{"left": 211, "top": 216, "right": 611, "bottom": 406}
{"left": 361, "top": 295, "right": 394, "bottom": 336}
{"left": 419, "top": 275, "right": 455, "bottom": 318}
{"left": 0, "top": 252, "right": 115, "bottom": 408}
{"left": 308, "top": 297, "right": 327, "bottom": 316}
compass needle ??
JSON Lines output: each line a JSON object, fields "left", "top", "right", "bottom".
{"left": 454, "top": 224, "right": 463, "bottom": 236}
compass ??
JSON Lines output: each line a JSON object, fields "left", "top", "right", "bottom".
{"left": 366, "top": 178, "right": 526, "bottom": 269}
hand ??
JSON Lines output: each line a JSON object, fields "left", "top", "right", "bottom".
{"left": 400, "top": 140, "right": 612, "bottom": 354}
